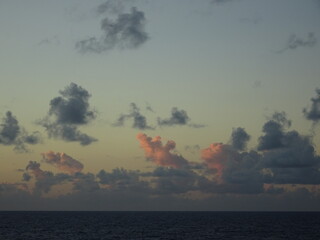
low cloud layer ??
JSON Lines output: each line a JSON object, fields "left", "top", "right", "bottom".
{"left": 0, "top": 111, "right": 41, "bottom": 152}
{"left": 2, "top": 113, "right": 320, "bottom": 210}
{"left": 113, "top": 103, "right": 154, "bottom": 130}
{"left": 76, "top": 4, "right": 148, "bottom": 53}
{"left": 40, "top": 83, "right": 97, "bottom": 146}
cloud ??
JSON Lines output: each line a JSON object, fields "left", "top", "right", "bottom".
{"left": 200, "top": 112, "right": 320, "bottom": 193}
{"left": 137, "top": 133, "right": 189, "bottom": 168}
{"left": 22, "top": 173, "right": 32, "bottom": 182}
{"left": 158, "top": 108, "right": 190, "bottom": 127}
{"left": 230, "top": 127, "right": 250, "bottom": 151}
{"left": 40, "top": 83, "right": 97, "bottom": 146}
{"left": 76, "top": 6, "right": 148, "bottom": 53}
{"left": 201, "top": 143, "right": 263, "bottom": 185}
{"left": 26, "top": 161, "right": 71, "bottom": 194}
{"left": 303, "top": 88, "right": 320, "bottom": 125}
{"left": 96, "top": 0, "right": 126, "bottom": 15}
{"left": 261, "top": 130, "right": 320, "bottom": 169}
{"left": 256, "top": 112, "right": 320, "bottom": 185}
{"left": 157, "top": 107, "right": 205, "bottom": 128}
{"left": 73, "top": 172, "right": 100, "bottom": 192}
{"left": 0, "top": 111, "right": 41, "bottom": 152}
{"left": 113, "top": 103, "right": 154, "bottom": 130}
{"left": 97, "top": 168, "right": 147, "bottom": 191}
{"left": 257, "top": 112, "right": 291, "bottom": 151}
{"left": 41, "top": 151, "right": 84, "bottom": 174}
{"left": 48, "top": 83, "right": 95, "bottom": 125}
{"left": 277, "top": 32, "right": 317, "bottom": 53}
{"left": 0, "top": 111, "right": 19, "bottom": 145}
{"left": 1, "top": 183, "right": 320, "bottom": 211}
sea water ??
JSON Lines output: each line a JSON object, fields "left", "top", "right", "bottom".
{"left": 0, "top": 211, "right": 319, "bottom": 239}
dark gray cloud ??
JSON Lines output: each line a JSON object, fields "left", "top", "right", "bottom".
{"left": 261, "top": 130, "right": 320, "bottom": 168}
{"left": 1, "top": 183, "right": 320, "bottom": 211}
{"left": 257, "top": 112, "right": 290, "bottom": 151}
{"left": 22, "top": 132, "right": 42, "bottom": 145}
{"left": 230, "top": 127, "right": 250, "bottom": 151}
{"left": 263, "top": 167, "right": 320, "bottom": 185}
{"left": 158, "top": 107, "right": 205, "bottom": 128}
{"left": 277, "top": 32, "right": 317, "bottom": 53}
{"left": 0, "top": 111, "right": 41, "bottom": 152}
{"left": 97, "top": 168, "right": 147, "bottom": 191}
{"left": 26, "top": 161, "right": 71, "bottom": 194}
{"left": 22, "top": 173, "right": 32, "bottom": 182}
{"left": 97, "top": 168, "right": 139, "bottom": 185}
{"left": 0, "top": 111, "right": 19, "bottom": 145}
{"left": 303, "top": 88, "right": 320, "bottom": 124}
{"left": 76, "top": 6, "right": 148, "bottom": 53}
{"left": 40, "top": 83, "right": 97, "bottom": 146}
{"left": 158, "top": 107, "right": 190, "bottom": 126}
{"left": 256, "top": 113, "right": 320, "bottom": 185}
{"left": 201, "top": 111, "right": 320, "bottom": 193}
{"left": 73, "top": 172, "right": 100, "bottom": 192}
{"left": 42, "top": 123, "right": 96, "bottom": 146}
{"left": 49, "top": 83, "right": 95, "bottom": 125}
{"left": 113, "top": 103, "right": 154, "bottom": 130}
{"left": 256, "top": 112, "right": 320, "bottom": 183}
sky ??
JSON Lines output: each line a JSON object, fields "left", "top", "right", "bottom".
{"left": 0, "top": 0, "right": 320, "bottom": 211}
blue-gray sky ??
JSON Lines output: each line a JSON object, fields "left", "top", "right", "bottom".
{"left": 0, "top": 0, "right": 320, "bottom": 211}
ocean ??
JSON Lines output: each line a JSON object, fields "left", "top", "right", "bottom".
{"left": 0, "top": 211, "right": 319, "bottom": 239}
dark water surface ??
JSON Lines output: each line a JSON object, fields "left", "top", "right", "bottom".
{"left": 0, "top": 211, "right": 319, "bottom": 239}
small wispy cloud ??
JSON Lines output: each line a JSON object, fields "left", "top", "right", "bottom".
{"left": 113, "top": 103, "right": 154, "bottom": 130}
{"left": 277, "top": 33, "right": 317, "bottom": 53}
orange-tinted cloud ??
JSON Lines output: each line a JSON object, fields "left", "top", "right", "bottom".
{"left": 41, "top": 151, "right": 84, "bottom": 174}
{"left": 26, "top": 161, "right": 46, "bottom": 179}
{"left": 201, "top": 143, "right": 239, "bottom": 182}
{"left": 136, "top": 133, "right": 188, "bottom": 168}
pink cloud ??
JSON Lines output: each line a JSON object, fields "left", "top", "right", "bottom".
{"left": 136, "top": 133, "right": 188, "bottom": 168}
{"left": 201, "top": 143, "right": 239, "bottom": 182}
{"left": 26, "top": 161, "right": 46, "bottom": 179}
{"left": 41, "top": 151, "right": 84, "bottom": 174}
